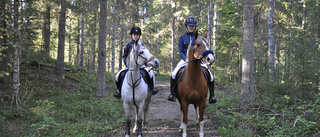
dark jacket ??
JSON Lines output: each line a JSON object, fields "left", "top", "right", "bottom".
{"left": 178, "top": 31, "right": 195, "bottom": 61}
{"left": 123, "top": 40, "right": 145, "bottom": 66}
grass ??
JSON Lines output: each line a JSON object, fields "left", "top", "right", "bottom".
{"left": 1, "top": 85, "right": 124, "bottom": 137}
{"left": 0, "top": 55, "right": 125, "bottom": 136}
{"left": 205, "top": 80, "right": 320, "bottom": 137}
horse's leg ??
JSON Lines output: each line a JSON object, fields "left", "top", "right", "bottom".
{"left": 179, "top": 101, "right": 188, "bottom": 137}
{"left": 194, "top": 104, "right": 199, "bottom": 121}
{"left": 198, "top": 101, "right": 206, "bottom": 137}
{"left": 136, "top": 103, "right": 145, "bottom": 137}
{"left": 123, "top": 102, "right": 131, "bottom": 137}
{"left": 133, "top": 107, "right": 139, "bottom": 132}
{"left": 143, "top": 96, "right": 151, "bottom": 129}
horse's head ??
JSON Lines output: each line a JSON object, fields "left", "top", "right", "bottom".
{"left": 131, "top": 40, "right": 160, "bottom": 69}
{"left": 189, "top": 30, "right": 215, "bottom": 66}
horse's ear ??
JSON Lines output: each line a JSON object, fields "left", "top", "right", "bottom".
{"left": 135, "top": 40, "right": 140, "bottom": 53}
{"left": 203, "top": 31, "right": 207, "bottom": 38}
{"left": 194, "top": 30, "right": 198, "bottom": 41}
{"left": 134, "top": 40, "right": 138, "bottom": 46}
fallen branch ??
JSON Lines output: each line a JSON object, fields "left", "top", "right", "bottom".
{"left": 293, "top": 108, "right": 312, "bottom": 127}
{"left": 264, "top": 113, "right": 295, "bottom": 116}
{"left": 32, "top": 61, "right": 71, "bottom": 71}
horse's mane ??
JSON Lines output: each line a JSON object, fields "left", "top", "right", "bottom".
{"left": 186, "top": 42, "right": 192, "bottom": 61}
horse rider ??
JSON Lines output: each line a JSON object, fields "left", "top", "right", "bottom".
{"left": 114, "top": 26, "right": 159, "bottom": 99}
{"left": 167, "top": 16, "right": 217, "bottom": 104}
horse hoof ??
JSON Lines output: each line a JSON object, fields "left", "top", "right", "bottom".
{"left": 182, "top": 133, "right": 187, "bottom": 137}
{"left": 178, "top": 128, "right": 182, "bottom": 133}
{"left": 125, "top": 135, "right": 130, "bottom": 137}
{"left": 142, "top": 125, "right": 147, "bottom": 130}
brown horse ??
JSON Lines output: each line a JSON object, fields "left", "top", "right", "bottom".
{"left": 176, "top": 31, "right": 214, "bottom": 137}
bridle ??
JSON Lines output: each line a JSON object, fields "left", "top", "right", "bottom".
{"left": 187, "top": 44, "right": 207, "bottom": 63}
{"left": 129, "top": 48, "right": 156, "bottom": 71}
{"left": 187, "top": 38, "right": 214, "bottom": 64}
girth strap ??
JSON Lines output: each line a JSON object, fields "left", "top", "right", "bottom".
{"left": 200, "top": 67, "right": 209, "bottom": 84}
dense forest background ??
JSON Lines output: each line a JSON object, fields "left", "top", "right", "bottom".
{"left": 0, "top": 0, "right": 319, "bottom": 136}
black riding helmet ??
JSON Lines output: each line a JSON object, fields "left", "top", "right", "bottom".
{"left": 185, "top": 16, "right": 197, "bottom": 27}
{"left": 130, "top": 27, "right": 142, "bottom": 35}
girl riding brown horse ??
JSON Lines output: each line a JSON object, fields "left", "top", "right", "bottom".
{"left": 175, "top": 30, "right": 215, "bottom": 137}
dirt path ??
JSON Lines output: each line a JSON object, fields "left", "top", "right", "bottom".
{"left": 108, "top": 81, "right": 220, "bottom": 137}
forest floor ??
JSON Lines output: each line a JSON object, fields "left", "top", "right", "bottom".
{"left": 105, "top": 81, "right": 221, "bottom": 137}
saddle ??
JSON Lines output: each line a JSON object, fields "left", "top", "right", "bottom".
{"left": 174, "top": 66, "right": 210, "bottom": 91}
{"left": 119, "top": 68, "right": 150, "bottom": 88}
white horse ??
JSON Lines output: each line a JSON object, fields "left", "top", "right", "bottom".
{"left": 122, "top": 40, "right": 160, "bottom": 137}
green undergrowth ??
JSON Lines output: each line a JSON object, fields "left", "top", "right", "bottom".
{"left": 206, "top": 79, "right": 320, "bottom": 137}
{"left": 0, "top": 52, "right": 125, "bottom": 136}
{"left": 1, "top": 90, "right": 124, "bottom": 136}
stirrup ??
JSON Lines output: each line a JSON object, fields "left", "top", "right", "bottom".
{"left": 151, "top": 88, "right": 159, "bottom": 95}
{"left": 113, "top": 92, "right": 121, "bottom": 99}
{"left": 209, "top": 96, "right": 217, "bottom": 104}
{"left": 167, "top": 94, "right": 176, "bottom": 102}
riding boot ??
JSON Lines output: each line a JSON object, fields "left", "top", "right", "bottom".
{"left": 113, "top": 70, "right": 127, "bottom": 99}
{"left": 167, "top": 77, "right": 176, "bottom": 102}
{"left": 113, "top": 80, "right": 121, "bottom": 99}
{"left": 208, "top": 80, "right": 217, "bottom": 104}
{"left": 149, "top": 77, "right": 159, "bottom": 95}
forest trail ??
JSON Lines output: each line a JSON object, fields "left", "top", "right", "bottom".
{"left": 107, "top": 81, "right": 220, "bottom": 137}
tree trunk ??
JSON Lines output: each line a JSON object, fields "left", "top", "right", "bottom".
{"left": 213, "top": 0, "right": 218, "bottom": 48}
{"left": 317, "top": 0, "right": 320, "bottom": 92}
{"left": 91, "top": 0, "right": 98, "bottom": 71}
{"left": 76, "top": 18, "right": 80, "bottom": 66}
{"left": 171, "top": 0, "right": 176, "bottom": 72}
{"left": 96, "top": 0, "right": 107, "bottom": 98}
{"left": 207, "top": 0, "right": 212, "bottom": 45}
{"left": 12, "top": 0, "right": 21, "bottom": 107}
{"left": 43, "top": 5, "right": 50, "bottom": 57}
{"left": 268, "top": 0, "right": 275, "bottom": 80}
{"left": 118, "top": 15, "right": 123, "bottom": 70}
{"left": 240, "top": 0, "right": 255, "bottom": 107}
{"left": 79, "top": 0, "right": 85, "bottom": 68}
{"left": 111, "top": 0, "right": 116, "bottom": 74}
{"left": 302, "top": 0, "right": 306, "bottom": 30}
{"left": 55, "top": 0, "right": 66, "bottom": 79}
{"left": 68, "top": 23, "right": 72, "bottom": 65}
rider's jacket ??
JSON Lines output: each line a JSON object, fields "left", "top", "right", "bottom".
{"left": 123, "top": 40, "right": 145, "bottom": 66}
{"left": 178, "top": 31, "right": 195, "bottom": 61}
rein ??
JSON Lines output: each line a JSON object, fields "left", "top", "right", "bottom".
{"left": 127, "top": 47, "right": 148, "bottom": 107}
{"left": 128, "top": 71, "right": 142, "bottom": 107}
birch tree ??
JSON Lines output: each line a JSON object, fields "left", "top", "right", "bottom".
{"left": 213, "top": 0, "right": 218, "bottom": 48}
{"left": 79, "top": 0, "right": 85, "bottom": 68}
{"left": 268, "top": 0, "right": 275, "bottom": 80}
{"left": 12, "top": 0, "right": 21, "bottom": 107}
{"left": 207, "top": 0, "right": 212, "bottom": 45}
